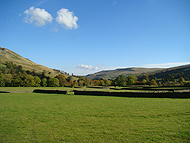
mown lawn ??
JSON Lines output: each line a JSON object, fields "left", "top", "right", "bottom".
{"left": 0, "top": 91, "right": 189, "bottom": 142}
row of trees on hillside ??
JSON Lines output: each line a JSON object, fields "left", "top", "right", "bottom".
{"left": 113, "top": 75, "right": 158, "bottom": 86}
{"left": 0, "top": 71, "right": 188, "bottom": 87}
{"left": 0, "top": 61, "right": 189, "bottom": 87}
{"left": 0, "top": 72, "right": 112, "bottom": 87}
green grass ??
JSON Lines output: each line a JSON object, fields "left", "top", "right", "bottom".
{"left": 0, "top": 91, "right": 189, "bottom": 142}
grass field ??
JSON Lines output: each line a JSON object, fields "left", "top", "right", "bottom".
{"left": 0, "top": 88, "right": 190, "bottom": 142}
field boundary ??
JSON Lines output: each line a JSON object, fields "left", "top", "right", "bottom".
{"left": 33, "top": 89, "right": 68, "bottom": 94}
{"left": 0, "top": 89, "right": 68, "bottom": 94}
{"left": 74, "top": 90, "right": 190, "bottom": 98}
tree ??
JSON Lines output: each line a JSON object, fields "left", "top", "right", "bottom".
{"left": 79, "top": 76, "right": 85, "bottom": 82}
{"left": 0, "top": 73, "right": 5, "bottom": 87}
{"left": 128, "top": 79, "right": 135, "bottom": 85}
{"left": 5, "top": 61, "right": 15, "bottom": 69}
{"left": 99, "top": 80, "right": 105, "bottom": 86}
{"left": 142, "top": 79, "right": 147, "bottom": 85}
{"left": 48, "top": 78, "right": 60, "bottom": 87}
{"left": 104, "top": 79, "right": 111, "bottom": 86}
{"left": 10, "top": 68, "right": 15, "bottom": 76}
{"left": 78, "top": 80, "right": 84, "bottom": 87}
{"left": 128, "top": 75, "right": 138, "bottom": 81}
{"left": 149, "top": 79, "right": 158, "bottom": 86}
{"left": 93, "top": 80, "right": 100, "bottom": 86}
{"left": 41, "top": 78, "right": 47, "bottom": 87}
{"left": 4, "top": 74, "right": 13, "bottom": 86}
{"left": 179, "top": 77, "right": 185, "bottom": 85}
{"left": 143, "top": 75, "right": 149, "bottom": 82}
{"left": 73, "top": 80, "right": 78, "bottom": 87}
{"left": 12, "top": 75, "right": 23, "bottom": 87}
{"left": 41, "top": 71, "right": 46, "bottom": 79}
{"left": 18, "top": 65, "right": 23, "bottom": 70}
{"left": 115, "top": 75, "right": 127, "bottom": 87}
{"left": 69, "top": 80, "right": 74, "bottom": 87}
{"left": 33, "top": 76, "right": 41, "bottom": 87}
{"left": 127, "top": 75, "right": 137, "bottom": 85}
{"left": 55, "top": 74, "right": 66, "bottom": 87}
{"left": 85, "top": 78, "right": 91, "bottom": 87}
{"left": 23, "top": 75, "right": 35, "bottom": 87}
{"left": 66, "top": 76, "right": 73, "bottom": 82}
{"left": 31, "top": 71, "right": 36, "bottom": 76}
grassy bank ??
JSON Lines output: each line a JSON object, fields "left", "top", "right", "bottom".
{"left": 0, "top": 92, "right": 189, "bottom": 142}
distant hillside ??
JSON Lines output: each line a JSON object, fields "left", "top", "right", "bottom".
{"left": 0, "top": 46, "right": 59, "bottom": 76}
{"left": 86, "top": 67, "right": 164, "bottom": 79}
{"left": 150, "top": 64, "right": 190, "bottom": 81}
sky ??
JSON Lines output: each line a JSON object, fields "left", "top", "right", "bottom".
{"left": 0, "top": 0, "right": 190, "bottom": 75}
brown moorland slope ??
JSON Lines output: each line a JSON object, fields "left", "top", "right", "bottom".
{"left": 0, "top": 46, "right": 59, "bottom": 76}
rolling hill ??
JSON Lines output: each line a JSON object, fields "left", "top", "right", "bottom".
{"left": 0, "top": 46, "right": 59, "bottom": 76}
{"left": 86, "top": 64, "right": 190, "bottom": 80}
{"left": 1, "top": 46, "right": 189, "bottom": 81}
{"left": 150, "top": 64, "right": 190, "bottom": 80}
{"left": 86, "top": 67, "right": 164, "bottom": 79}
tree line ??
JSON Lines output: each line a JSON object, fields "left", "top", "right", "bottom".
{"left": 0, "top": 61, "right": 189, "bottom": 87}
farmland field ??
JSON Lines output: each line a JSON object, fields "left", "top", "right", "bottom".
{"left": 0, "top": 88, "right": 190, "bottom": 142}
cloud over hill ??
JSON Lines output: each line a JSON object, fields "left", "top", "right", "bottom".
{"left": 76, "top": 64, "right": 99, "bottom": 70}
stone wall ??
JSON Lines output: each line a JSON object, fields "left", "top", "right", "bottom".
{"left": 74, "top": 91, "right": 190, "bottom": 98}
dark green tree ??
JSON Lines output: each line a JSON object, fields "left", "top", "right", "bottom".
{"left": 127, "top": 75, "right": 138, "bottom": 85}
{"left": 12, "top": 75, "right": 23, "bottom": 87}
{"left": 85, "top": 78, "right": 91, "bottom": 87}
{"left": 48, "top": 78, "right": 60, "bottom": 87}
{"left": 104, "top": 79, "right": 111, "bottom": 86}
{"left": 115, "top": 75, "right": 127, "bottom": 87}
{"left": 33, "top": 76, "right": 41, "bottom": 87}
{"left": 41, "top": 78, "right": 47, "bottom": 87}
{"left": 0, "top": 73, "right": 5, "bottom": 87}
{"left": 4, "top": 74, "right": 13, "bottom": 86}
{"left": 23, "top": 75, "right": 35, "bottom": 87}
{"left": 143, "top": 75, "right": 149, "bottom": 82}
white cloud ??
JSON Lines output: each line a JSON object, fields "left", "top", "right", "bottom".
{"left": 144, "top": 62, "right": 190, "bottom": 68}
{"left": 56, "top": 8, "right": 79, "bottom": 29}
{"left": 23, "top": 7, "right": 53, "bottom": 26}
{"left": 76, "top": 65, "right": 99, "bottom": 70}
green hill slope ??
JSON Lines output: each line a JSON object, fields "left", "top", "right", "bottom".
{"left": 151, "top": 64, "right": 190, "bottom": 81}
{"left": 86, "top": 67, "right": 164, "bottom": 79}
{"left": 86, "top": 64, "right": 190, "bottom": 81}
{"left": 0, "top": 46, "right": 59, "bottom": 76}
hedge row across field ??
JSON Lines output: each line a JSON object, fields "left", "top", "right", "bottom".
{"left": 112, "top": 88, "right": 186, "bottom": 91}
{"left": 33, "top": 89, "right": 68, "bottom": 94}
{"left": 74, "top": 90, "right": 190, "bottom": 98}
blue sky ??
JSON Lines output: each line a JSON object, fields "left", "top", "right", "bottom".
{"left": 0, "top": 0, "right": 189, "bottom": 75}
